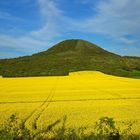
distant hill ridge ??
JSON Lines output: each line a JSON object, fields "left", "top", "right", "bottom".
{"left": 0, "top": 39, "right": 140, "bottom": 78}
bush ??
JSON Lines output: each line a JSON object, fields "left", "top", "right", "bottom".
{"left": 0, "top": 114, "right": 139, "bottom": 140}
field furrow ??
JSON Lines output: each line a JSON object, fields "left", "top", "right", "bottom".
{"left": 0, "top": 71, "right": 140, "bottom": 133}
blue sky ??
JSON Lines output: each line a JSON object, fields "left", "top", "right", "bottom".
{"left": 0, "top": 0, "right": 140, "bottom": 58}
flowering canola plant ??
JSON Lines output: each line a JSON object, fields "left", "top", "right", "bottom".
{"left": 0, "top": 71, "right": 140, "bottom": 133}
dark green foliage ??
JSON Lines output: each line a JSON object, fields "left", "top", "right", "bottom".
{"left": 0, "top": 114, "right": 140, "bottom": 140}
{"left": 0, "top": 114, "right": 30, "bottom": 140}
{"left": 94, "top": 117, "right": 120, "bottom": 140}
{"left": 0, "top": 39, "right": 140, "bottom": 78}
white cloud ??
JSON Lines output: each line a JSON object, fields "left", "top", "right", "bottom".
{"left": 0, "top": 11, "right": 25, "bottom": 22}
{"left": 0, "top": 0, "right": 140, "bottom": 58}
{"left": 31, "top": 0, "right": 74, "bottom": 40}
{"left": 30, "top": 0, "right": 63, "bottom": 40}
{"left": 0, "top": 0, "right": 65, "bottom": 56}
{"left": 119, "top": 37, "right": 138, "bottom": 45}
{"left": 0, "top": 35, "right": 46, "bottom": 53}
{"left": 76, "top": 0, "right": 140, "bottom": 44}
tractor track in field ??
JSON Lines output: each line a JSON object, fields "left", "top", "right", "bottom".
{"left": 33, "top": 93, "right": 56, "bottom": 129}
{"left": 20, "top": 93, "right": 52, "bottom": 130}
{"left": 22, "top": 77, "right": 59, "bottom": 130}
{"left": 0, "top": 97, "right": 140, "bottom": 105}
{"left": 23, "top": 93, "right": 52, "bottom": 123}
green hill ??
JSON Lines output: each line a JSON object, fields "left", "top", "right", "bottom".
{"left": 0, "top": 39, "right": 140, "bottom": 77}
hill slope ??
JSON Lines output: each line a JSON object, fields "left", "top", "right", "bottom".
{"left": 0, "top": 39, "right": 140, "bottom": 77}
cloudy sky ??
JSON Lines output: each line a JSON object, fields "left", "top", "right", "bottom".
{"left": 0, "top": 0, "right": 140, "bottom": 58}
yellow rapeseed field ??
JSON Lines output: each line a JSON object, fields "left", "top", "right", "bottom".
{"left": 0, "top": 71, "right": 140, "bottom": 133}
